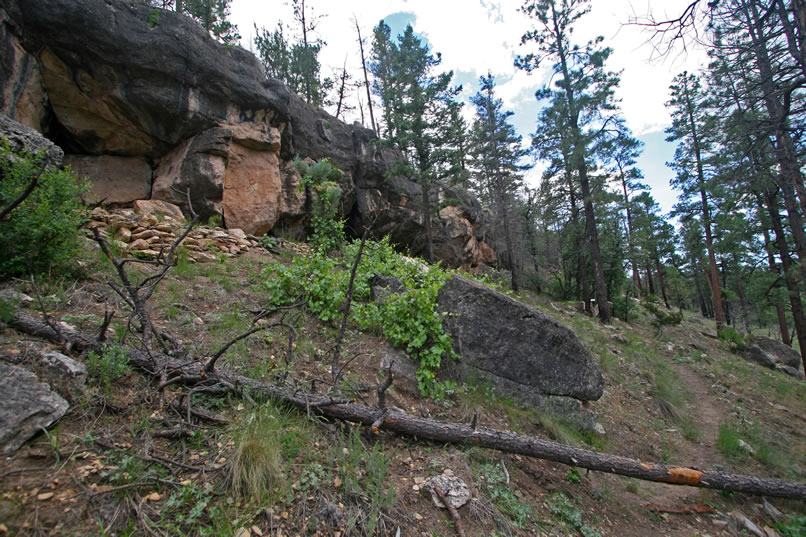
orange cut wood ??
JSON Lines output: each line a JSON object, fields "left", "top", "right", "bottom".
{"left": 660, "top": 467, "right": 704, "bottom": 485}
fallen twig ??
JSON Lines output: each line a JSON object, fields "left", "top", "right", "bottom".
{"left": 433, "top": 484, "right": 467, "bottom": 537}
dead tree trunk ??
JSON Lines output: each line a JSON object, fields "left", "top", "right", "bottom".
{"left": 9, "top": 309, "right": 806, "bottom": 500}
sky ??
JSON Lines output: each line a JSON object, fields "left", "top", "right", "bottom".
{"left": 229, "top": 0, "right": 709, "bottom": 215}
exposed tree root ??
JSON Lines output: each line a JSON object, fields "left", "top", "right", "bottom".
{"left": 10, "top": 308, "right": 806, "bottom": 501}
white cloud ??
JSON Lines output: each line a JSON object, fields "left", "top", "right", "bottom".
{"left": 230, "top": 0, "right": 709, "bottom": 212}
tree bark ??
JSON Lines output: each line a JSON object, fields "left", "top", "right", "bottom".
{"left": 618, "top": 164, "right": 642, "bottom": 293}
{"left": 9, "top": 309, "right": 806, "bottom": 500}
{"left": 755, "top": 191, "right": 792, "bottom": 346}
{"left": 763, "top": 187, "right": 806, "bottom": 372}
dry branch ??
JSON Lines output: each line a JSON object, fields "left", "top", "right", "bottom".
{"left": 433, "top": 484, "right": 467, "bottom": 537}
{"left": 9, "top": 308, "right": 806, "bottom": 500}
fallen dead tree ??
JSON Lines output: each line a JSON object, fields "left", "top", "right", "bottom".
{"left": 9, "top": 308, "right": 806, "bottom": 501}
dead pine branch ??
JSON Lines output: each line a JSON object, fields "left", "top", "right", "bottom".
{"left": 433, "top": 484, "right": 467, "bottom": 537}
{"left": 92, "top": 215, "right": 196, "bottom": 352}
{"left": 11, "top": 308, "right": 806, "bottom": 501}
{"left": 203, "top": 314, "right": 297, "bottom": 373}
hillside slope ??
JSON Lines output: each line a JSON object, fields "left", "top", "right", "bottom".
{"left": 1, "top": 227, "right": 805, "bottom": 537}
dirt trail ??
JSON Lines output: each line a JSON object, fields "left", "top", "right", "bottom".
{"left": 644, "top": 362, "right": 725, "bottom": 506}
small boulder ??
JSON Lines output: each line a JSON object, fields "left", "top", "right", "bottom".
{"left": 37, "top": 350, "right": 88, "bottom": 387}
{"left": 424, "top": 474, "right": 470, "bottom": 509}
{"left": 0, "top": 362, "right": 69, "bottom": 455}
{"left": 742, "top": 346, "right": 777, "bottom": 369}
{"left": 133, "top": 200, "right": 185, "bottom": 222}
{"left": 370, "top": 275, "right": 405, "bottom": 305}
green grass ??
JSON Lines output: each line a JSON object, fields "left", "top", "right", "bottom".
{"left": 334, "top": 428, "right": 396, "bottom": 536}
{"left": 717, "top": 423, "right": 741, "bottom": 459}
{"left": 228, "top": 400, "right": 312, "bottom": 502}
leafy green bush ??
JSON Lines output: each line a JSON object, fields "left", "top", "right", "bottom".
{"left": 86, "top": 344, "right": 131, "bottom": 394}
{"left": 641, "top": 297, "right": 683, "bottom": 329}
{"left": 263, "top": 237, "right": 457, "bottom": 396}
{"left": 294, "top": 157, "right": 344, "bottom": 252}
{"left": 718, "top": 326, "right": 745, "bottom": 349}
{"left": 0, "top": 141, "right": 88, "bottom": 278}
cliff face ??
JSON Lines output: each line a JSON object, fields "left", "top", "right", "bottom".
{"left": 0, "top": 0, "right": 494, "bottom": 270}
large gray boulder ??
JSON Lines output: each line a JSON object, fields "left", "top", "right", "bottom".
{"left": 0, "top": 361, "right": 69, "bottom": 455}
{"left": 748, "top": 335, "right": 802, "bottom": 369}
{"left": 437, "top": 276, "right": 604, "bottom": 402}
{"left": 741, "top": 336, "right": 804, "bottom": 379}
{"left": 0, "top": 113, "right": 63, "bottom": 167}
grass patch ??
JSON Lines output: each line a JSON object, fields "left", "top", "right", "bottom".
{"left": 334, "top": 428, "right": 396, "bottom": 536}
{"left": 717, "top": 423, "right": 741, "bottom": 459}
{"left": 648, "top": 360, "right": 700, "bottom": 441}
{"left": 473, "top": 459, "right": 532, "bottom": 529}
{"left": 228, "top": 400, "right": 311, "bottom": 502}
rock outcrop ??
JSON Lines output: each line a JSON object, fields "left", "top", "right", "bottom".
{"left": 0, "top": 0, "right": 492, "bottom": 269}
{"left": 0, "top": 113, "right": 62, "bottom": 166}
{"left": 0, "top": 361, "right": 68, "bottom": 455}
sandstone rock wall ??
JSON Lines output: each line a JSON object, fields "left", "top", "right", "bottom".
{"left": 0, "top": 0, "right": 493, "bottom": 269}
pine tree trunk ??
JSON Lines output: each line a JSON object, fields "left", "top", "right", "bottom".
{"left": 422, "top": 184, "right": 434, "bottom": 264}
{"left": 756, "top": 192, "right": 792, "bottom": 346}
{"left": 764, "top": 188, "right": 806, "bottom": 372}
{"left": 619, "top": 169, "right": 642, "bottom": 293}
{"left": 550, "top": 0, "right": 609, "bottom": 322}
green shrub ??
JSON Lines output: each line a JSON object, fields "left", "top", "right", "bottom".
{"left": 548, "top": 492, "right": 601, "bottom": 537}
{"left": 777, "top": 514, "right": 806, "bottom": 537}
{"left": 263, "top": 237, "right": 457, "bottom": 396}
{"left": 641, "top": 297, "right": 683, "bottom": 329}
{"left": 207, "top": 213, "right": 222, "bottom": 228}
{"left": 294, "top": 157, "right": 344, "bottom": 252}
{"left": 0, "top": 141, "right": 88, "bottom": 278}
{"left": 475, "top": 461, "right": 532, "bottom": 528}
{"left": 718, "top": 326, "right": 745, "bottom": 349}
{"left": 86, "top": 344, "right": 131, "bottom": 394}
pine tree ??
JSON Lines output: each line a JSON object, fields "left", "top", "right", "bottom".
{"left": 370, "top": 23, "right": 461, "bottom": 262}
{"left": 666, "top": 71, "right": 727, "bottom": 334}
{"left": 184, "top": 0, "right": 240, "bottom": 43}
{"left": 254, "top": 1, "right": 332, "bottom": 107}
{"left": 517, "top": 0, "right": 620, "bottom": 322}
{"left": 468, "top": 73, "right": 530, "bottom": 290}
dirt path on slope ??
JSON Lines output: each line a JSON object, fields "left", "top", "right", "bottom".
{"left": 588, "top": 361, "right": 729, "bottom": 537}
{"left": 642, "top": 362, "right": 725, "bottom": 507}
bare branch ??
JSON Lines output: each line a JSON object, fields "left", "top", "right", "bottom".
{"left": 0, "top": 160, "right": 44, "bottom": 221}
